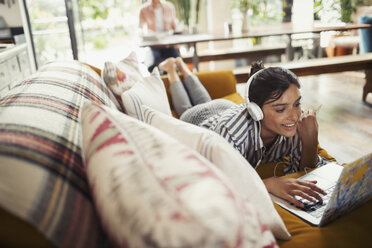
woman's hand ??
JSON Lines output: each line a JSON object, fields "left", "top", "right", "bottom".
{"left": 297, "top": 108, "right": 319, "bottom": 146}
{"left": 297, "top": 107, "right": 321, "bottom": 168}
{"left": 263, "top": 177, "right": 326, "bottom": 208}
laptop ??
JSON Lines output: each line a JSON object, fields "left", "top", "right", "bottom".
{"left": 270, "top": 152, "right": 372, "bottom": 226}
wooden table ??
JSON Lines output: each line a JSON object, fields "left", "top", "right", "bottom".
{"left": 140, "top": 23, "right": 372, "bottom": 71}
{"left": 233, "top": 53, "right": 372, "bottom": 105}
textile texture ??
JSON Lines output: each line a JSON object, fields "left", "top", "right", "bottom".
{"left": 0, "top": 61, "right": 120, "bottom": 247}
{"left": 142, "top": 105, "right": 291, "bottom": 240}
{"left": 121, "top": 67, "right": 172, "bottom": 121}
{"left": 80, "top": 103, "right": 278, "bottom": 248}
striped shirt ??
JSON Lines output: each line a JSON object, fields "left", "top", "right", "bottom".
{"left": 199, "top": 104, "right": 303, "bottom": 174}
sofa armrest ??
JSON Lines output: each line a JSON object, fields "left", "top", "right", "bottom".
{"left": 82, "top": 62, "right": 102, "bottom": 76}
{"left": 0, "top": 207, "right": 54, "bottom": 248}
{"left": 194, "top": 70, "right": 237, "bottom": 99}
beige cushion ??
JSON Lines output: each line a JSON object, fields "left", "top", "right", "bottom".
{"left": 121, "top": 67, "right": 172, "bottom": 120}
{"left": 141, "top": 105, "right": 291, "bottom": 240}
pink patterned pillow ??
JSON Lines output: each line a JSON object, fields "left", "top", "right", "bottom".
{"left": 141, "top": 105, "right": 291, "bottom": 240}
{"left": 102, "top": 51, "right": 149, "bottom": 96}
{"left": 80, "top": 103, "right": 277, "bottom": 248}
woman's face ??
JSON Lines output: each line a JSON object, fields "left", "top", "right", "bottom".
{"left": 260, "top": 84, "right": 301, "bottom": 142}
{"left": 151, "top": 0, "right": 161, "bottom": 7}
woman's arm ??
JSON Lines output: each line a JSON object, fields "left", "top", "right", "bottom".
{"left": 297, "top": 109, "right": 319, "bottom": 170}
{"left": 267, "top": 108, "right": 325, "bottom": 207}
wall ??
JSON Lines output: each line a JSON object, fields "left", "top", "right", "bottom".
{"left": 198, "top": 0, "right": 235, "bottom": 71}
{"left": 0, "top": 1, "right": 22, "bottom": 27}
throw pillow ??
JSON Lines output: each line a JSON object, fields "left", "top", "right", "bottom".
{"left": 121, "top": 67, "right": 172, "bottom": 121}
{"left": 141, "top": 105, "right": 291, "bottom": 240}
{"left": 102, "top": 51, "right": 148, "bottom": 96}
{"left": 80, "top": 103, "right": 277, "bottom": 248}
{"left": 0, "top": 60, "right": 119, "bottom": 247}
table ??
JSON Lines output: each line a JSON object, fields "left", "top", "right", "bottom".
{"left": 140, "top": 33, "right": 214, "bottom": 71}
{"left": 140, "top": 23, "right": 372, "bottom": 71}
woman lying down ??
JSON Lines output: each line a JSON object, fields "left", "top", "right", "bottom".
{"left": 159, "top": 57, "right": 330, "bottom": 208}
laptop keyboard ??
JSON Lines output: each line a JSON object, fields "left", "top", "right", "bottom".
{"left": 296, "top": 186, "right": 335, "bottom": 218}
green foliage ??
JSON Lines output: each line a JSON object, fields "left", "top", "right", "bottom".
{"left": 92, "top": 36, "right": 108, "bottom": 49}
{"left": 195, "top": 0, "right": 201, "bottom": 24}
{"left": 315, "top": 0, "right": 369, "bottom": 23}
{"left": 167, "top": 0, "right": 201, "bottom": 26}
{"left": 179, "top": 0, "right": 191, "bottom": 26}
{"left": 231, "top": 0, "right": 264, "bottom": 14}
{"left": 314, "top": 0, "right": 323, "bottom": 20}
{"left": 80, "top": 0, "right": 110, "bottom": 19}
{"left": 340, "top": 0, "right": 354, "bottom": 23}
{"left": 231, "top": 0, "right": 282, "bottom": 25}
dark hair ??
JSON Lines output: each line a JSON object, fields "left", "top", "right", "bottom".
{"left": 248, "top": 61, "right": 300, "bottom": 108}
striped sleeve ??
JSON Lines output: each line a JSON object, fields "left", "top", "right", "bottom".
{"left": 200, "top": 104, "right": 253, "bottom": 159}
{"left": 285, "top": 134, "right": 302, "bottom": 174}
{"left": 286, "top": 135, "right": 330, "bottom": 174}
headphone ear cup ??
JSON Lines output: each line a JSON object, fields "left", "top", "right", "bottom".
{"left": 247, "top": 102, "right": 264, "bottom": 121}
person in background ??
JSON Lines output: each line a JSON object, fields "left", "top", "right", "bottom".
{"left": 159, "top": 57, "right": 330, "bottom": 209}
{"left": 139, "top": 0, "right": 180, "bottom": 72}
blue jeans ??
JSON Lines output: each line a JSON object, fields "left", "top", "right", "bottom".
{"left": 149, "top": 46, "right": 179, "bottom": 72}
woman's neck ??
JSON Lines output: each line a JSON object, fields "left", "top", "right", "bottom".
{"left": 151, "top": 2, "right": 161, "bottom": 8}
{"left": 260, "top": 128, "right": 278, "bottom": 149}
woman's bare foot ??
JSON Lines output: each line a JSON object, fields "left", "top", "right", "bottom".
{"left": 158, "top": 57, "right": 180, "bottom": 84}
{"left": 159, "top": 57, "right": 177, "bottom": 74}
{"left": 175, "top": 57, "right": 192, "bottom": 77}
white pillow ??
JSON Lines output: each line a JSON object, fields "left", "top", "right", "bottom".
{"left": 102, "top": 51, "right": 148, "bottom": 96}
{"left": 141, "top": 105, "right": 291, "bottom": 240}
{"left": 80, "top": 103, "right": 277, "bottom": 248}
{"left": 121, "top": 67, "right": 172, "bottom": 120}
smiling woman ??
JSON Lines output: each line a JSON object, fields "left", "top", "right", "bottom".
{"left": 159, "top": 57, "right": 331, "bottom": 208}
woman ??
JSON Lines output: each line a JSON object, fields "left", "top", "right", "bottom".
{"left": 160, "top": 57, "right": 328, "bottom": 208}
{"left": 139, "top": 0, "right": 179, "bottom": 72}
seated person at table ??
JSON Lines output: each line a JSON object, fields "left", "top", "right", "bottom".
{"left": 159, "top": 57, "right": 331, "bottom": 208}
{"left": 139, "top": 0, "right": 180, "bottom": 72}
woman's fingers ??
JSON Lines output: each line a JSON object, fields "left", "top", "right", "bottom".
{"left": 293, "top": 189, "right": 321, "bottom": 204}
{"left": 284, "top": 193, "right": 305, "bottom": 208}
{"left": 299, "top": 180, "right": 327, "bottom": 196}
{"left": 289, "top": 180, "right": 326, "bottom": 206}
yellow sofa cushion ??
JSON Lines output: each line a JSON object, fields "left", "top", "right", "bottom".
{"left": 222, "top": 92, "right": 245, "bottom": 104}
{"left": 0, "top": 207, "right": 54, "bottom": 248}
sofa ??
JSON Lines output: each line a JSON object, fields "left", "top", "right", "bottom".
{"left": 0, "top": 56, "right": 371, "bottom": 248}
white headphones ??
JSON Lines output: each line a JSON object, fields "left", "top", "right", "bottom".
{"left": 244, "top": 68, "right": 269, "bottom": 121}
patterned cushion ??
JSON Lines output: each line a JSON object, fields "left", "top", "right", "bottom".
{"left": 121, "top": 67, "right": 172, "bottom": 121}
{"left": 80, "top": 103, "right": 277, "bottom": 248}
{"left": 141, "top": 105, "right": 291, "bottom": 240}
{"left": 102, "top": 51, "right": 149, "bottom": 97}
{"left": 0, "top": 61, "right": 120, "bottom": 247}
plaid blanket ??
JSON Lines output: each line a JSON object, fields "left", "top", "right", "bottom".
{"left": 0, "top": 61, "right": 121, "bottom": 247}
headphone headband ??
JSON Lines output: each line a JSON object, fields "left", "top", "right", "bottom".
{"left": 243, "top": 67, "right": 271, "bottom": 121}
{"left": 244, "top": 67, "right": 269, "bottom": 105}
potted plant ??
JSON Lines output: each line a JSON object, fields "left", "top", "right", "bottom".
{"left": 232, "top": 0, "right": 253, "bottom": 33}
{"left": 167, "top": 0, "right": 201, "bottom": 33}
